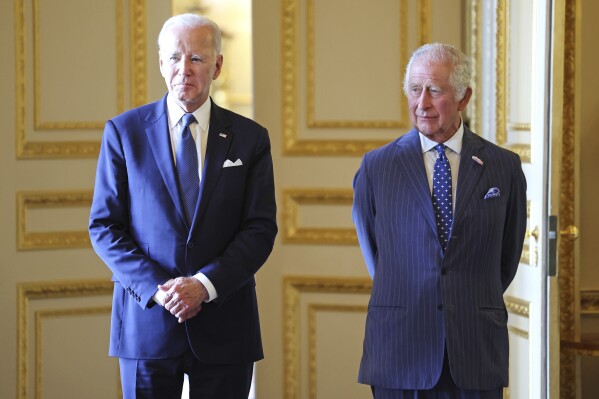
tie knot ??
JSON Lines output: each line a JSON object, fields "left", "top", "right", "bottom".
{"left": 181, "top": 113, "right": 197, "bottom": 128}
{"left": 435, "top": 144, "right": 446, "bottom": 155}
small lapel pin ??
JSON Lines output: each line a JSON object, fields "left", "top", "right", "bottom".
{"left": 472, "top": 155, "right": 484, "bottom": 166}
{"left": 219, "top": 133, "right": 227, "bottom": 138}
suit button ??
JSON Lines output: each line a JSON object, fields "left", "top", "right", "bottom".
{"left": 437, "top": 304, "right": 443, "bottom": 311}
{"left": 441, "top": 268, "right": 447, "bottom": 275}
{"left": 187, "top": 242, "right": 194, "bottom": 248}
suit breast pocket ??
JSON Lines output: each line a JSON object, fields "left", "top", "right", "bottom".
{"left": 216, "top": 165, "right": 247, "bottom": 203}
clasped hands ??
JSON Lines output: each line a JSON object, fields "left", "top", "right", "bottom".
{"left": 155, "top": 277, "right": 209, "bottom": 323}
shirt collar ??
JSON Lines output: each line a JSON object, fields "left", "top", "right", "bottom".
{"left": 419, "top": 119, "right": 464, "bottom": 155}
{"left": 166, "top": 94, "right": 211, "bottom": 132}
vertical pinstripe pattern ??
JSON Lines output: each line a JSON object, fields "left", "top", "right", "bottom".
{"left": 353, "top": 128, "right": 527, "bottom": 391}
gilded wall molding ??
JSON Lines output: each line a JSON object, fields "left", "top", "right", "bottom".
{"left": 495, "top": 0, "right": 531, "bottom": 163}
{"left": 15, "top": 0, "right": 146, "bottom": 158}
{"left": 282, "top": 188, "right": 356, "bottom": 245}
{"left": 308, "top": 303, "right": 367, "bottom": 398}
{"left": 17, "top": 279, "right": 113, "bottom": 399}
{"left": 559, "top": 0, "right": 577, "bottom": 397}
{"left": 130, "top": 0, "right": 148, "bottom": 107}
{"left": 418, "top": 0, "right": 430, "bottom": 45}
{"left": 282, "top": 0, "right": 428, "bottom": 156}
{"left": 305, "top": 0, "right": 409, "bottom": 129}
{"left": 468, "top": 0, "right": 482, "bottom": 134}
{"left": 504, "top": 295, "right": 530, "bottom": 342}
{"left": 505, "top": 295, "right": 530, "bottom": 318}
{"left": 283, "top": 276, "right": 372, "bottom": 399}
{"left": 17, "top": 190, "right": 93, "bottom": 250}
{"left": 34, "top": 306, "right": 113, "bottom": 399}
{"left": 581, "top": 290, "right": 599, "bottom": 314}
{"left": 32, "top": 0, "right": 125, "bottom": 130}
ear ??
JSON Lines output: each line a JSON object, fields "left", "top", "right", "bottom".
{"left": 458, "top": 87, "right": 473, "bottom": 111}
{"left": 212, "top": 54, "right": 224, "bottom": 80}
{"left": 158, "top": 54, "right": 166, "bottom": 78}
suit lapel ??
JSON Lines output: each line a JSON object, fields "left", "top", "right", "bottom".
{"left": 394, "top": 130, "right": 437, "bottom": 235}
{"left": 454, "top": 127, "right": 486, "bottom": 221}
{"left": 144, "top": 96, "right": 189, "bottom": 226}
{"left": 192, "top": 102, "right": 233, "bottom": 230}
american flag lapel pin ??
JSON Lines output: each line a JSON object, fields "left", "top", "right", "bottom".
{"left": 472, "top": 155, "right": 484, "bottom": 166}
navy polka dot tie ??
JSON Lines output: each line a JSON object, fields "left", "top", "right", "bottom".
{"left": 176, "top": 113, "right": 199, "bottom": 225}
{"left": 432, "top": 144, "right": 453, "bottom": 252}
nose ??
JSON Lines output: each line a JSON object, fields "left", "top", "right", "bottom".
{"left": 177, "top": 57, "right": 192, "bottom": 75}
{"left": 417, "top": 89, "right": 432, "bottom": 110}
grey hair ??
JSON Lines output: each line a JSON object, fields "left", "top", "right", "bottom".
{"left": 403, "top": 43, "right": 471, "bottom": 101}
{"left": 157, "top": 13, "right": 222, "bottom": 55}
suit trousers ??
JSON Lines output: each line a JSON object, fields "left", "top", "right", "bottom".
{"left": 371, "top": 349, "right": 503, "bottom": 399}
{"left": 119, "top": 351, "right": 253, "bottom": 399}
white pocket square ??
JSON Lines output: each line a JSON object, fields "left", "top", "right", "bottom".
{"left": 483, "top": 187, "right": 501, "bottom": 199}
{"left": 223, "top": 158, "right": 243, "bottom": 168}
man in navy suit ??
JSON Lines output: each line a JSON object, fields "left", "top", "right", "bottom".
{"left": 89, "top": 14, "right": 277, "bottom": 399}
{"left": 352, "top": 43, "right": 527, "bottom": 399}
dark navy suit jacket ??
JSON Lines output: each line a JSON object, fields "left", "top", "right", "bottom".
{"left": 89, "top": 96, "right": 277, "bottom": 364}
{"left": 353, "top": 127, "right": 527, "bottom": 390}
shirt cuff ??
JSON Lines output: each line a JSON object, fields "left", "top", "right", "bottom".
{"left": 193, "top": 273, "right": 218, "bottom": 302}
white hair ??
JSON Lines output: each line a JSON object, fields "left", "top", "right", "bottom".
{"left": 403, "top": 43, "right": 471, "bottom": 101}
{"left": 157, "top": 13, "right": 222, "bottom": 55}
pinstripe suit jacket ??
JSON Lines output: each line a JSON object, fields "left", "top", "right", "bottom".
{"left": 352, "top": 127, "right": 527, "bottom": 390}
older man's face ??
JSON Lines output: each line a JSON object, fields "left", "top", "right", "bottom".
{"left": 159, "top": 25, "right": 223, "bottom": 113}
{"left": 406, "top": 59, "right": 471, "bottom": 143}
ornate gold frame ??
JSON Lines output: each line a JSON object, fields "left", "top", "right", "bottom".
{"left": 17, "top": 279, "right": 113, "bottom": 399}
{"left": 307, "top": 303, "right": 367, "bottom": 398}
{"left": 17, "top": 190, "right": 93, "bottom": 250}
{"left": 558, "top": 0, "right": 578, "bottom": 397}
{"left": 305, "top": 0, "right": 409, "bottom": 129}
{"left": 282, "top": 188, "right": 356, "bottom": 245}
{"left": 281, "top": 0, "right": 429, "bottom": 155}
{"left": 505, "top": 295, "right": 530, "bottom": 339}
{"left": 15, "top": 0, "right": 147, "bottom": 158}
{"left": 34, "top": 306, "right": 113, "bottom": 398}
{"left": 495, "top": 0, "right": 532, "bottom": 163}
{"left": 283, "top": 276, "right": 372, "bottom": 399}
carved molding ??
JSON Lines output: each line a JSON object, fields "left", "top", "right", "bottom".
{"left": 283, "top": 276, "right": 372, "bottom": 399}
{"left": 307, "top": 303, "right": 367, "bottom": 398}
{"left": 505, "top": 295, "right": 530, "bottom": 319}
{"left": 17, "top": 279, "right": 113, "bottom": 399}
{"left": 495, "top": 0, "right": 532, "bottom": 163}
{"left": 305, "top": 0, "right": 409, "bottom": 129}
{"left": 581, "top": 290, "right": 599, "bottom": 314}
{"left": 15, "top": 0, "right": 146, "bottom": 158}
{"left": 32, "top": 0, "right": 125, "bottom": 130}
{"left": 282, "top": 188, "right": 356, "bottom": 245}
{"left": 17, "top": 190, "right": 93, "bottom": 250}
{"left": 418, "top": 0, "right": 430, "bottom": 45}
{"left": 468, "top": 0, "right": 482, "bottom": 134}
{"left": 34, "top": 306, "right": 113, "bottom": 398}
{"left": 559, "top": 0, "right": 577, "bottom": 397}
{"left": 281, "top": 0, "right": 428, "bottom": 155}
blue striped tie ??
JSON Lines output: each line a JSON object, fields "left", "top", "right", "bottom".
{"left": 432, "top": 144, "right": 453, "bottom": 252}
{"left": 176, "top": 113, "right": 199, "bottom": 225}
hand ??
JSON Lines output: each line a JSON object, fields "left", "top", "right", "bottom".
{"left": 157, "top": 277, "right": 209, "bottom": 323}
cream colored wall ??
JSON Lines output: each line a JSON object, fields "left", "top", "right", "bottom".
{"left": 579, "top": 1, "right": 599, "bottom": 397}
{"left": 253, "top": 0, "right": 463, "bottom": 397}
{"left": 0, "top": 1, "right": 171, "bottom": 398}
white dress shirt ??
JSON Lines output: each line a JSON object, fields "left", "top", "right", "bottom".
{"left": 419, "top": 120, "right": 464, "bottom": 211}
{"left": 160, "top": 94, "right": 218, "bottom": 302}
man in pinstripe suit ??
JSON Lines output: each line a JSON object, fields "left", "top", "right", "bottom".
{"left": 352, "top": 43, "right": 527, "bottom": 399}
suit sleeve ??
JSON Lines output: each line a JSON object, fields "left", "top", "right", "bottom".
{"left": 500, "top": 153, "right": 528, "bottom": 291}
{"left": 197, "top": 127, "right": 278, "bottom": 300}
{"left": 89, "top": 120, "right": 172, "bottom": 308}
{"left": 353, "top": 155, "right": 377, "bottom": 278}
